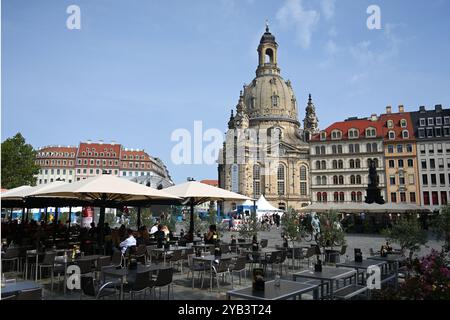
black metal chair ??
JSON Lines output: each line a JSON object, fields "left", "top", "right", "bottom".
{"left": 149, "top": 267, "right": 174, "bottom": 300}
{"left": 186, "top": 254, "right": 206, "bottom": 289}
{"left": 230, "top": 256, "right": 247, "bottom": 286}
{"left": 167, "top": 250, "right": 183, "bottom": 272}
{"left": 260, "top": 239, "right": 268, "bottom": 248}
{"left": 123, "top": 270, "right": 151, "bottom": 299}
{"left": 131, "top": 245, "right": 147, "bottom": 265}
{"left": 16, "top": 288, "right": 42, "bottom": 300}
{"left": 80, "top": 276, "right": 118, "bottom": 300}
{"left": 111, "top": 250, "right": 123, "bottom": 267}
{"left": 76, "top": 259, "right": 95, "bottom": 277}
{"left": 207, "top": 259, "right": 232, "bottom": 292}
{"left": 1, "top": 248, "right": 20, "bottom": 272}
{"left": 96, "top": 256, "right": 112, "bottom": 280}
{"left": 38, "top": 251, "right": 57, "bottom": 280}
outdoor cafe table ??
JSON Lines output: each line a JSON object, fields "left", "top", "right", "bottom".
{"left": 1, "top": 280, "right": 41, "bottom": 298}
{"left": 101, "top": 264, "right": 163, "bottom": 300}
{"left": 192, "top": 244, "right": 215, "bottom": 252}
{"left": 367, "top": 254, "right": 406, "bottom": 288}
{"left": 152, "top": 246, "right": 188, "bottom": 265}
{"left": 336, "top": 259, "right": 385, "bottom": 285}
{"left": 226, "top": 279, "right": 319, "bottom": 300}
{"left": 193, "top": 253, "right": 238, "bottom": 291}
{"left": 292, "top": 266, "right": 356, "bottom": 299}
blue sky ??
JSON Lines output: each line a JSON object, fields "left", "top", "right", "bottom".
{"left": 2, "top": 0, "right": 450, "bottom": 184}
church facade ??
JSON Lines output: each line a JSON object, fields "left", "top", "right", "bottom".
{"left": 218, "top": 26, "right": 318, "bottom": 212}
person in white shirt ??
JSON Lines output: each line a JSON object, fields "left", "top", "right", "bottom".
{"left": 119, "top": 229, "right": 136, "bottom": 254}
{"left": 150, "top": 222, "right": 159, "bottom": 235}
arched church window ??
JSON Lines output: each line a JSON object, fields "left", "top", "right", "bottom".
{"left": 272, "top": 95, "right": 279, "bottom": 107}
{"left": 300, "top": 165, "right": 307, "bottom": 196}
{"left": 253, "top": 164, "right": 261, "bottom": 197}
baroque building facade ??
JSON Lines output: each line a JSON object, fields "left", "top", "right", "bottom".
{"left": 309, "top": 116, "right": 386, "bottom": 204}
{"left": 218, "top": 26, "right": 317, "bottom": 212}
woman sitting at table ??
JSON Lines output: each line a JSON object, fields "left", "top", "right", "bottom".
{"left": 204, "top": 225, "right": 218, "bottom": 244}
{"left": 154, "top": 225, "right": 166, "bottom": 248}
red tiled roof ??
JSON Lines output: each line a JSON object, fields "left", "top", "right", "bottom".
{"left": 37, "top": 146, "right": 77, "bottom": 158}
{"left": 120, "top": 149, "right": 151, "bottom": 161}
{"left": 78, "top": 143, "right": 121, "bottom": 158}
{"left": 310, "top": 118, "right": 384, "bottom": 141}
{"left": 200, "top": 179, "right": 219, "bottom": 186}
{"left": 379, "top": 112, "right": 415, "bottom": 141}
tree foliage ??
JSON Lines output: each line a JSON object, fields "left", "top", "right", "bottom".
{"left": 1, "top": 133, "right": 40, "bottom": 188}
{"left": 183, "top": 211, "right": 208, "bottom": 236}
{"left": 432, "top": 206, "right": 450, "bottom": 251}
{"left": 238, "top": 210, "right": 261, "bottom": 240}
{"left": 281, "top": 207, "right": 307, "bottom": 243}
{"left": 382, "top": 216, "right": 427, "bottom": 259}
{"left": 316, "top": 211, "right": 346, "bottom": 250}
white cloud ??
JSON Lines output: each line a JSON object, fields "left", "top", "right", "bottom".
{"left": 276, "top": 0, "right": 320, "bottom": 48}
{"left": 320, "top": 0, "right": 336, "bottom": 19}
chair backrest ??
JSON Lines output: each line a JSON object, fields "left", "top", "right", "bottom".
{"left": 135, "top": 244, "right": 147, "bottom": 256}
{"left": 232, "top": 256, "right": 247, "bottom": 271}
{"left": 305, "top": 247, "right": 317, "bottom": 259}
{"left": 340, "top": 245, "right": 347, "bottom": 255}
{"left": 213, "top": 259, "right": 232, "bottom": 274}
{"left": 111, "top": 250, "right": 122, "bottom": 266}
{"left": 42, "top": 251, "right": 57, "bottom": 265}
{"left": 3, "top": 247, "right": 20, "bottom": 259}
{"left": 169, "top": 250, "right": 182, "bottom": 261}
{"left": 132, "top": 270, "right": 151, "bottom": 291}
{"left": 260, "top": 239, "right": 268, "bottom": 248}
{"left": 184, "top": 248, "right": 194, "bottom": 256}
{"left": 77, "top": 259, "right": 93, "bottom": 274}
{"left": 16, "top": 288, "right": 42, "bottom": 300}
{"left": 155, "top": 268, "right": 173, "bottom": 287}
{"left": 97, "top": 256, "right": 112, "bottom": 270}
{"left": 220, "top": 245, "right": 230, "bottom": 254}
{"left": 81, "top": 276, "right": 97, "bottom": 297}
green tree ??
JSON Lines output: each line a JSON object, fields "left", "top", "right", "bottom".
{"left": 183, "top": 211, "right": 208, "bottom": 237}
{"left": 316, "top": 211, "right": 346, "bottom": 251}
{"left": 432, "top": 205, "right": 450, "bottom": 251}
{"left": 382, "top": 216, "right": 427, "bottom": 259}
{"left": 238, "top": 210, "right": 261, "bottom": 240}
{"left": 1, "top": 133, "right": 40, "bottom": 188}
{"left": 281, "top": 207, "right": 307, "bottom": 269}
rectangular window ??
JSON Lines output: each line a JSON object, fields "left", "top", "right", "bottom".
{"left": 63, "top": 169, "right": 66, "bottom": 175}
{"left": 445, "top": 127, "right": 450, "bottom": 137}
{"left": 408, "top": 174, "right": 415, "bottom": 185}
{"left": 390, "top": 176, "right": 396, "bottom": 185}
{"left": 389, "top": 160, "right": 395, "bottom": 168}
{"left": 407, "top": 159, "right": 413, "bottom": 167}
{"left": 420, "top": 145, "right": 426, "bottom": 154}
{"left": 400, "top": 192, "right": 406, "bottom": 203}
{"left": 432, "top": 191, "right": 439, "bottom": 205}
{"left": 300, "top": 182, "right": 307, "bottom": 196}
{"left": 421, "top": 160, "right": 427, "bottom": 170}
{"left": 84, "top": 159, "right": 87, "bottom": 165}
{"left": 399, "top": 176, "right": 405, "bottom": 185}
{"left": 419, "top": 118, "right": 426, "bottom": 126}
{"left": 96, "top": 169, "right": 100, "bottom": 174}
{"left": 437, "top": 143, "right": 443, "bottom": 153}
{"left": 447, "top": 159, "right": 450, "bottom": 169}
{"left": 427, "top": 128, "right": 434, "bottom": 137}
{"left": 410, "top": 192, "right": 416, "bottom": 203}
{"left": 431, "top": 174, "right": 437, "bottom": 185}
{"left": 445, "top": 117, "right": 450, "bottom": 125}
{"left": 78, "top": 159, "right": 82, "bottom": 165}
{"left": 430, "top": 159, "right": 435, "bottom": 169}
{"left": 438, "top": 158, "right": 444, "bottom": 169}
{"left": 391, "top": 193, "right": 397, "bottom": 203}
{"left": 436, "top": 117, "right": 442, "bottom": 125}
{"left": 436, "top": 127, "right": 442, "bottom": 137}
{"left": 441, "top": 191, "right": 448, "bottom": 205}
{"left": 123, "top": 172, "right": 127, "bottom": 176}
{"left": 83, "top": 169, "right": 87, "bottom": 174}
{"left": 423, "top": 191, "right": 430, "bottom": 205}
{"left": 428, "top": 118, "right": 434, "bottom": 126}
{"left": 440, "top": 173, "right": 445, "bottom": 185}
{"left": 429, "top": 144, "right": 434, "bottom": 154}
{"left": 397, "top": 145, "right": 403, "bottom": 153}
{"left": 398, "top": 159, "right": 404, "bottom": 168}
{"left": 418, "top": 128, "right": 425, "bottom": 138}
{"left": 447, "top": 143, "right": 450, "bottom": 153}
{"left": 90, "top": 169, "right": 93, "bottom": 174}
{"left": 422, "top": 174, "right": 428, "bottom": 185}
{"left": 406, "top": 144, "right": 413, "bottom": 153}
{"left": 387, "top": 145, "right": 394, "bottom": 154}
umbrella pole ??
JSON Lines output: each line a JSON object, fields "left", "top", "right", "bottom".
{"left": 189, "top": 200, "right": 194, "bottom": 241}
{"left": 137, "top": 207, "right": 141, "bottom": 229}
{"left": 98, "top": 206, "right": 105, "bottom": 252}
{"left": 68, "top": 206, "right": 72, "bottom": 238}
{"left": 53, "top": 207, "right": 59, "bottom": 245}
{"left": 21, "top": 207, "right": 25, "bottom": 222}
{"left": 44, "top": 207, "right": 48, "bottom": 223}
{"left": 9, "top": 208, "right": 13, "bottom": 221}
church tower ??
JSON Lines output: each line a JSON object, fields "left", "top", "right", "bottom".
{"left": 303, "top": 94, "right": 319, "bottom": 141}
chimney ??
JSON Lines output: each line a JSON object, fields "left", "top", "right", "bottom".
{"left": 398, "top": 105, "right": 404, "bottom": 113}
{"left": 386, "top": 106, "right": 392, "bottom": 114}
{"left": 370, "top": 114, "right": 378, "bottom": 121}
{"left": 419, "top": 106, "right": 426, "bottom": 112}
{"left": 435, "top": 104, "right": 443, "bottom": 112}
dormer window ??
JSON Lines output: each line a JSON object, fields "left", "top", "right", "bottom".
{"left": 348, "top": 129, "right": 359, "bottom": 139}
{"left": 320, "top": 132, "right": 326, "bottom": 140}
{"left": 400, "top": 119, "right": 407, "bottom": 128}
{"left": 331, "top": 130, "right": 342, "bottom": 140}
{"left": 271, "top": 95, "right": 279, "bottom": 107}
{"left": 365, "top": 127, "right": 376, "bottom": 138}
{"left": 387, "top": 120, "right": 394, "bottom": 128}
{"left": 402, "top": 130, "right": 409, "bottom": 139}
{"left": 419, "top": 118, "right": 426, "bottom": 126}
{"left": 388, "top": 131, "right": 396, "bottom": 140}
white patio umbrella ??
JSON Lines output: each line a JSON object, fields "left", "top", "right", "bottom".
{"left": 31, "top": 175, "right": 182, "bottom": 244}
{"left": 163, "top": 181, "right": 252, "bottom": 239}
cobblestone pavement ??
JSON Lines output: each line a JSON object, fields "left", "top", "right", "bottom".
{"left": 5, "top": 227, "right": 444, "bottom": 300}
